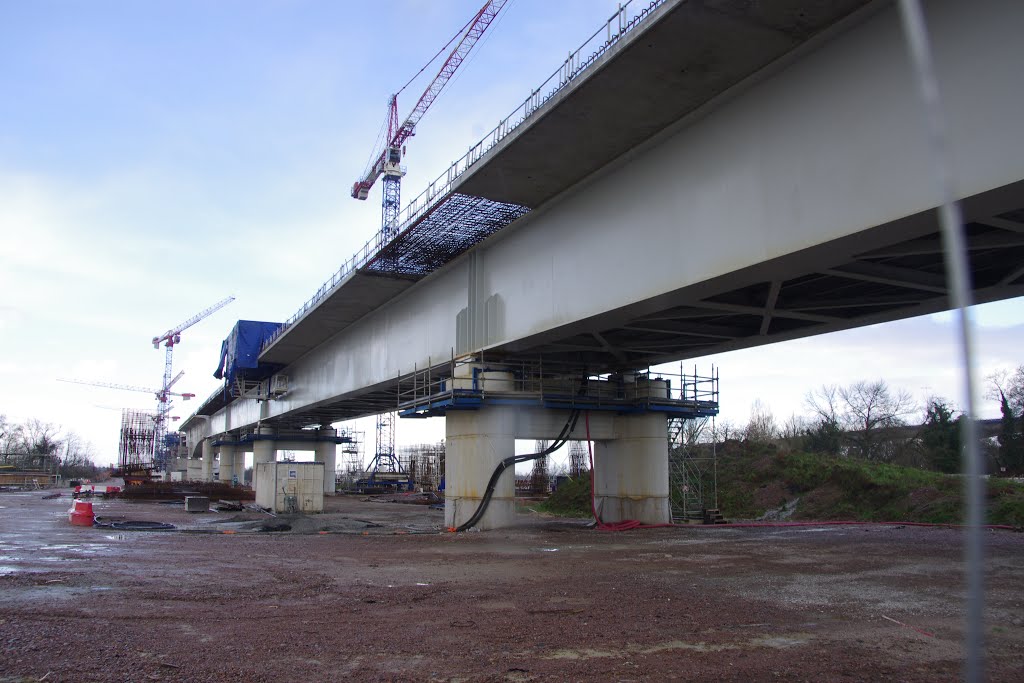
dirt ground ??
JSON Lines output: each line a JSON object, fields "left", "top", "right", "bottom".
{"left": 1, "top": 487, "right": 1023, "bottom": 682}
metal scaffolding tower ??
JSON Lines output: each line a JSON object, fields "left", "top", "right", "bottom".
{"left": 667, "top": 416, "right": 718, "bottom": 523}
{"left": 568, "top": 441, "right": 589, "bottom": 479}
{"left": 529, "top": 440, "right": 550, "bottom": 494}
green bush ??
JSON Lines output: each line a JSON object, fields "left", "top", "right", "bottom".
{"left": 537, "top": 473, "right": 593, "bottom": 517}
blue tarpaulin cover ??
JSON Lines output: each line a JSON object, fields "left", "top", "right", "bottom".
{"left": 213, "top": 320, "right": 283, "bottom": 384}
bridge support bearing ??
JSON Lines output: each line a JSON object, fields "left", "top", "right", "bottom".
{"left": 218, "top": 444, "right": 236, "bottom": 485}
{"left": 445, "top": 406, "right": 516, "bottom": 530}
{"left": 593, "top": 412, "right": 670, "bottom": 525}
{"left": 315, "top": 427, "right": 338, "bottom": 496}
{"left": 201, "top": 439, "right": 215, "bottom": 483}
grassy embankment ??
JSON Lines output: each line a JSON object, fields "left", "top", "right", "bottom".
{"left": 537, "top": 448, "right": 1024, "bottom": 526}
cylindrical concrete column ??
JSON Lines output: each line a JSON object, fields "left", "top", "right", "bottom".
{"left": 187, "top": 457, "right": 202, "bottom": 481}
{"left": 251, "top": 428, "right": 276, "bottom": 498}
{"left": 201, "top": 439, "right": 214, "bottom": 483}
{"left": 445, "top": 406, "right": 516, "bottom": 530}
{"left": 315, "top": 427, "right": 337, "bottom": 496}
{"left": 593, "top": 412, "right": 670, "bottom": 524}
{"left": 218, "top": 444, "right": 236, "bottom": 485}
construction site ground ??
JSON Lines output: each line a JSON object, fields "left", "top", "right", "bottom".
{"left": 1, "top": 487, "right": 1023, "bottom": 682}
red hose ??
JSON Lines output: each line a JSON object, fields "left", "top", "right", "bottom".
{"left": 585, "top": 411, "right": 1017, "bottom": 533}
{"left": 587, "top": 411, "right": 661, "bottom": 531}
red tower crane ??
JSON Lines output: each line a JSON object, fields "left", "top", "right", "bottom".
{"left": 351, "top": 0, "right": 509, "bottom": 237}
{"left": 349, "top": 0, "right": 509, "bottom": 481}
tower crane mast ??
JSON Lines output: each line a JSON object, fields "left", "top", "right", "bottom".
{"left": 350, "top": 1, "right": 508, "bottom": 478}
{"left": 152, "top": 295, "right": 235, "bottom": 399}
{"left": 150, "top": 295, "right": 234, "bottom": 471}
{"left": 351, "top": 0, "right": 509, "bottom": 238}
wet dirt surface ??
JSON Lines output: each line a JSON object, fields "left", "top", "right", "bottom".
{"left": 1, "top": 488, "right": 1023, "bottom": 682}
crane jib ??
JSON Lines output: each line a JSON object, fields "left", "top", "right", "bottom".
{"left": 350, "top": 0, "right": 508, "bottom": 201}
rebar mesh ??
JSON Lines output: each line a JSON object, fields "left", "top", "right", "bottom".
{"left": 363, "top": 193, "right": 531, "bottom": 276}
{"left": 119, "top": 409, "right": 156, "bottom": 472}
{"left": 398, "top": 442, "right": 445, "bottom": 491}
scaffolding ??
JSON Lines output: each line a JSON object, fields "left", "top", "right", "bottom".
{"left": 338, "top": 429, "right": 365, "bottom": 486}
{"left": 399, "top": 441, "right": 445, "bottom": 491}
{"left": 567, "top": 441, "right": 589, "bottom": 479}
{"left": 118, "top": 409, "right": 156, "bottom": 474}
{"left": 397, "top": 353, "right": 720, "bottom": 419}
{"left": 667, "top": 416, "right": 718, "bottom": 523}
{"left": 529, "top": 440, "right": 550, "bottom": 494}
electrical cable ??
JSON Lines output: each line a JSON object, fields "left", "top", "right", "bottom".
{"left": 454, "top": 392, "right": 584, "bottom": 532}
{"left": 93, "top": 517, "right": 177, "bottom": 531}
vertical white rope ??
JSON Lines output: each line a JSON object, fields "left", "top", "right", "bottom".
{"left": 896, "top": 2, "right": 985, "bottom": 680}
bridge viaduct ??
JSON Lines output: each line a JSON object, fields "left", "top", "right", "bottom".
{"left": 182, "top": 0, "right": 1024, "bottom": 529}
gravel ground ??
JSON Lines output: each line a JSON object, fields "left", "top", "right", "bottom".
{"left": 1, "top": 487, "right": 1023, "bottom": 682}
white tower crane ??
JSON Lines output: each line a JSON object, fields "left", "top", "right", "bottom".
{"left": 145, "top": 296, "right": 234, "bottom": 470}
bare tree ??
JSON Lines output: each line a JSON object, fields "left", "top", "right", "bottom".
{"left": 23, "top": 419, "right": 62, "bottom": 456}
{"left": 987, "top": 366, "right": 1024, "bottom": 475}
{"left": 839, "top": 380, "right": 916, "bottom": 460}
{"left": 805, "top": 384, "right": 841, "bottom": 425}
{"left": 744, "top": 399, "right": 778, "bottom": 444}
{"left": 987, "top": 365, "right": 1024, "bottom": 414}
{"left": 58, "top": 430, "right": 97, "bottom": 477}
{"left": 0, "top": 414, "right": 25, "bottom": 462}
{"left": 803, "top": 380, "right": 915, "bottom": 459}
{"left": 713, "top": 419, "right": 742, "bottom": 443}
{"left": 779, "top": 414, "right": 810, "bottom": 442}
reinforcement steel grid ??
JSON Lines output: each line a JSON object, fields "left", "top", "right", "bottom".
{"left": 363, "top": 193, "right": 531, "bottom": 277}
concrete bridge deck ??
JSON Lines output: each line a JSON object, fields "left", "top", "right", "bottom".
{"left": 184, "top": 0, "right": 1024, "bottom": 439}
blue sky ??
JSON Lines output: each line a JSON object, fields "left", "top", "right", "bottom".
{"left": 1, "top": 1, "right": 1021, "bottom": 466}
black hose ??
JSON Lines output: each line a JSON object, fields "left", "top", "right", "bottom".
{"left": 110, "top": 521, "right": 177, "bottom": 531}
{"left": 455, "top": 407, "right": 582, "bottom": 532}
{"left": 94, "top": 517, "right": 177, "bottom": 531}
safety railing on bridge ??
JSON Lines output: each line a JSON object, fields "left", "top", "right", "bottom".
{"left": 260, "top": 0, "right": 668, "bottom": 355}
{"left": 397, "top": 353, "right": 717, "bottom": 417}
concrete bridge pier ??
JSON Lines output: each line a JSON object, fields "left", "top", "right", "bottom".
{"left": 445, "top": 406, "right": 517, "bottom": 531}
{"left": 443, "top": 402, "right": 671, "bottom": 530}
{"left": 314, "top": 426, "right": 338, "bottom": 495}
{"left": 592, "top": 412, "right": 670, "bottom": 525}
{"left": 200, "top": 439, "right": 214, "bottom": 482}
{"left": 252, "top": 427, "right": 276, "bottom": 469}
{"left": 218, "top": 444, "right": 237, "bottom": 486}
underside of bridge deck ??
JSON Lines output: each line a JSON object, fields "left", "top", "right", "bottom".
{"left": 496, "top": 182, "right": 1024, "bottom": 369}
